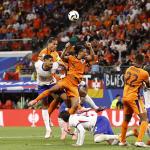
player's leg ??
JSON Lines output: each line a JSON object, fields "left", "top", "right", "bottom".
{"left": 119, "top": 101, "right": 133, "bottom": 145}
{"left": 132, "top": 99, "right": 148, "bottom": 147}
{"left": 82, "top": 94, "right": 99, "bottom": 109}
{"left": 130, "top": 100, "right": 148, "bottom": 147}
{"left": 93, "top": 116, "right": 118, "bottom": 144}
{"left": 58, "top": 117, "right": 68, "bottom": 140}
{"left": 68, "top": 97, "right": 79, "bottom": 114}
{"left": 38, "top": 85, "right": 52, "bottom": 138}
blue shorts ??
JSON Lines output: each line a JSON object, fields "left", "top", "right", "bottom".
{"left": 59, "top": 102, "right": 67, "bottom": 113}
{"left": 94, "top": 116, "right": 114, "bottom": 135}
{"left": 38, "top": 84, "right": 55, "bottom": 94}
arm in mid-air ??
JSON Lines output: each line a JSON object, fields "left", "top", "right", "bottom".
{"left": 61, "top": 42, "right": 72, "bottom": 62}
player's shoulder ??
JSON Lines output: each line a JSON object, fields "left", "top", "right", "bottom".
{"left": 39, "top": 48, "right": 47, "bottom": 54}
{"left": 126, "top": 66, "right": 148, "bottom": 75}
{"left": 35, "top": 60, "right": 43, "bottom": 67}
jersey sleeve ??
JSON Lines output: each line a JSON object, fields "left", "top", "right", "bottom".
{"left": 142, "top": 71, "right": 149, "bottom": 81}
{"left": 51, "top": 62, "right": 59, "bottom": 74}
{"left": 52, "top": 62, "right": 59, "bottom": 70}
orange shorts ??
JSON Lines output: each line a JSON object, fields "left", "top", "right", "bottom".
{"left": 57, "top": 75, "right": 79, "bottom": 98}
{"left": 123, "top": 99, "right": 146, "bottom": 115}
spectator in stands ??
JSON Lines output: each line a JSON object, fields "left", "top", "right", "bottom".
{"left": 110, "top": 94, "right": 121, "bottom": 109}
{"left": 4, "top": 99, "right": 14, "bottom": 109}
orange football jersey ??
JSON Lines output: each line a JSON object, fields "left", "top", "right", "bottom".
{"left": 38, "top": 48, "right": 61, "bottom": 62}
{"left": 123, "top": 66, "right": 149, "bottom": 101}
{"left": 67, "top": 55, "right": 86, "bottom": 80}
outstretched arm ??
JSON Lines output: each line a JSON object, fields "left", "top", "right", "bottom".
{"left": 85, "top": 42, "right": 95, "bottom": 61}
{"left": 61, "top": 42, "right": 71, "bottom": 62}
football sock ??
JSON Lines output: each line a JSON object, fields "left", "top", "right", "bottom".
{"left": 120, "top": 121, "right": 128, "bottom": 143}
{"left": 48, "top": 100, "right": 59, "bottom": 115}
{"left": 84, "top": 95, "right": 98, "bottom": 109}
{"left": 35, "top": 90, "right": 50, "bottom": 102}
{"left": 137, "top": 121, "right": 148, "bottom": 142}
{"left": 68, "top": 107, "right": 77, "bottom": 114}
{"left": 42, "top": 109, "right": 51, "bottom": 131}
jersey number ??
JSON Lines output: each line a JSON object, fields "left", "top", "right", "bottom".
{"left": 125, "top": 71, "right": 138, "bottom": 87}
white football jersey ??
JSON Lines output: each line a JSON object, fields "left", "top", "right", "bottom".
{"left": 143, "top": 77, "right": 150, "bottom": 109}
{"left": 69, "top": 110, "right": 97, "bottom": 146}
{"left": 69, "top": 110, "right": 97, "bottom": 132}
{"left": 35, "top": 60, "right": 58, "bottom": 86}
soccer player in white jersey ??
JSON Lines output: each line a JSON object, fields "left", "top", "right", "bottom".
{"left": 59, "top": 110, "right": 137, "bottom": 146}
{"left": 58, "top": 80, "right": 105, "bottom": 140}
{"left": 35, "top": 55, "right": 59, "bottom": 138}
{"left": 143, "top": 65, "right": 150, "bottom": 145}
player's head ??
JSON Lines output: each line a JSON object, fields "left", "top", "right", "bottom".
{"left": 135, "top": 53, "right": 145, "bottom": 66}
{"left": 43, "top": 55, "right": 53, "bottom": 64}
{"left": 115, "top": 94, "right": 121, "bottom": 99}
{"left": 74, "top": 43, "right": 87, "bottom": 59}
{"left": 59, "top": 111, "right": 70, "bottom": 122}
{"left": 143, "top": 65, "right": 150, "bottom": 75}
{"left": 47, "top": 37, "right": 58, "bottom": 52}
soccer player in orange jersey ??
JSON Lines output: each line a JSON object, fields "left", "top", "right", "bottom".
{"left": 119, "top": 54, "right": 150, "bottom": 147}
{"left": 38, "top": 37, "right": 61, "bottom": 62}
{"left": 36, "top": 37, "right": 65, "bottom": 138}
{"left": 29, "top": 42, "right": 95, "bottom": 115}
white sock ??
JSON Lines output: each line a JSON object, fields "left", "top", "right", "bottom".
{"left": 94, "top": 134, "right": 118, "bottom": 143}
{"left": 42, "top": 109, "right": 51, "bottom": 131}
{"left": 84, "top": 95, "right": 98, "bottom": 109}
{"left": 58, "top": 118, "right": 65, "bottom": 133}
{"left": 126, "top": 130, "right": 134, "bottom": 137}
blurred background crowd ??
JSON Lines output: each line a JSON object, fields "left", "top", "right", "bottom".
{"left": 0, "top": 0, "right": 149, "bottom": 74}
{"left": 0, "top": 0, "right": 149, "bottom": 109}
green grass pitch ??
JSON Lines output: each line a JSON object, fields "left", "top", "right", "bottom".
{"left": 0, "top": 127, "right": 149, "bottom": 150}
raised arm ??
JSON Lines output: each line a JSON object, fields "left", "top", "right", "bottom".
{"left": 61, "top": 42, "right": 71, "bottom": 62}
{"left": 85, "top": 42, "right": 95, "bottom": 61}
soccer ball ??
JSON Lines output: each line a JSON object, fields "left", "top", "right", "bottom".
{"left": 68, "top": 10, "right": 79, "bottom": 21}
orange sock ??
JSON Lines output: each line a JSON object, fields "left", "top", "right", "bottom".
{"left": 48, "top": 100, "right": 59, "bottom": 115}
{"left": 35, "top": 89, "right": 50, "bottom": 102}
{"left": 68, "top": 107, "right": 77, "bottom": 114}
{"left": 120, "top": 121, "right": 128, "bottom": 143}
{"left": 137, "top": 121, "right": 148, "bottom": 142}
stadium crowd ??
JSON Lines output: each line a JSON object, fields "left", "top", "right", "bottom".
{"left": 0, "top": 0, "right": 149, "bottom": 75}
{"left": 0, "top": 0, "right": 150, "bottom": 108}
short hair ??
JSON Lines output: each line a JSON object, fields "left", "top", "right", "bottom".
{"left": 59, "top": 111, "right": 70, "bottom": 122}
{"left": 43, "top": 55, "right": 52, "bottom": 60}
{"left": 74, "top": 43, "right": 86, "bottom": 55}
{"left": 47, "top": 37, "right": 57, "bottom": 45}
{"left": 115, "top": 94, "right": 120, "bottom": 98}
{"left": 135, "top": 53, "right": 145, "bottom": 64}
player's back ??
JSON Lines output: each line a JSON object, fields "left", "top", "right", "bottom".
{"left": 67, "top": 55, "right": 86, "bottom": 80}
{"left": 123, "top": 66, "right": 149, "bottom": 101}
{"left": 69, "top": 110, "right": 97, "bottom": 131}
